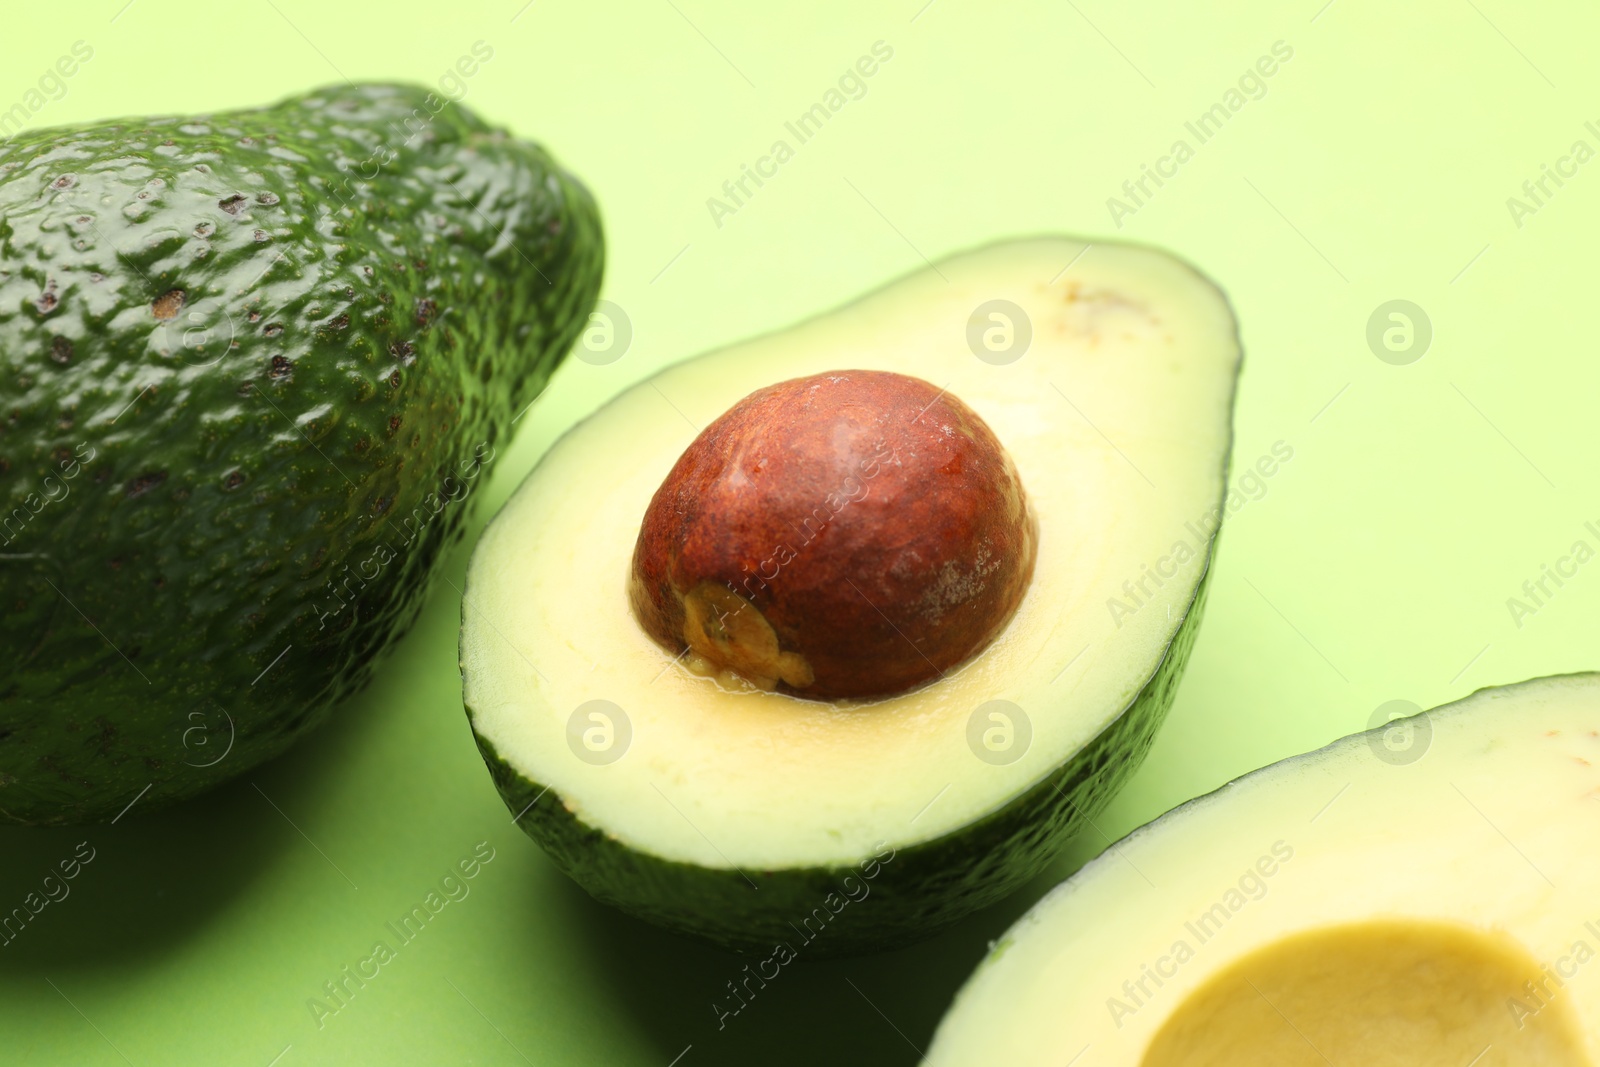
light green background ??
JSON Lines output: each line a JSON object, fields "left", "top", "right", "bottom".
{"left": 3, "top": 1, "right": 1597, "bottom": 1063}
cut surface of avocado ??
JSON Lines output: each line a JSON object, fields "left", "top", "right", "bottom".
{"left": 461, "top": 237, "right": 1241, "bottom": 952}
{"left": 926, "top": 673, "right": 1600, "bottom": 1064}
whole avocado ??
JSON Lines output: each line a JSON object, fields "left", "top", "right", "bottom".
{"left": 0, "top": 82, "right": 603, "bottom": 825}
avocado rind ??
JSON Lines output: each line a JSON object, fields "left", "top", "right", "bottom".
{"left": 0, "top": 82, "right": 604, "bottom": 825}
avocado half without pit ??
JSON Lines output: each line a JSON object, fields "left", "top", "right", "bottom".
{"left": 461, "top": 237, "right": 1242, "bottom": 954}
{"left": 926, "top": 673, "right": 1600, "bottom": 1066}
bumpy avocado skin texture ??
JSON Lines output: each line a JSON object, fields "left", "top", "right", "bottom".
{"left": 0, "top": 83, "right": 603, "bottom": 825}
{"left": 470, "top": 568, "right": 1211, "bottom": 958}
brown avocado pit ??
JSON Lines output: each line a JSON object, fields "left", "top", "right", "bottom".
{"left": 628, "top": 369, "right": 1038, "bottom": 700}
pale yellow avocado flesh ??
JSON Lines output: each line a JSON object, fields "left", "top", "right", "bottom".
{"left": 1144, "top": 920, "right": 1587, "bottom": 1066}
{"left": 462, "top": 237, "right": 1239, "bottom": 871}
{"left": 925, "top": 674, "right": 1600, "bottom": 1066}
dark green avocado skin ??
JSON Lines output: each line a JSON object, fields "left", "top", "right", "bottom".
{"left": 0, "top": 83, "right": 603, "bottom": 825}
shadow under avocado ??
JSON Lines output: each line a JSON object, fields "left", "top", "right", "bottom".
{"left": 550, "top": 832, "right": 1107, "bottom": 1066}
{"left": 0, "top": 665, "right": 391, "bottom": 974}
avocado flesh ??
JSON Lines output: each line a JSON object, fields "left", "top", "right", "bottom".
{"left": 926, "top": 673, "right": 1600, "bottom": 1065}
{"left": 462, "top": 237, "right": 1240, "bottom": 954}
{"left": 0, "top": 83, "right": 603, "bottom": 825}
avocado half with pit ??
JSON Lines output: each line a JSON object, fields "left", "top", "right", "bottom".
{"left": 460, "top": 237, "right": 1241, "bottom": 954}
{"left": 926, "top": 673, "right": 1600, "bottom": 1065}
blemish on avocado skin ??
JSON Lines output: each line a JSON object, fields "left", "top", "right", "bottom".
{"left": 151, "top": 289, "right": 186, "bottom": 320}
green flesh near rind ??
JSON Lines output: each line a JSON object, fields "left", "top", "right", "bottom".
{"left": 0, "top": 83, "right": 603, "bottom": 824}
